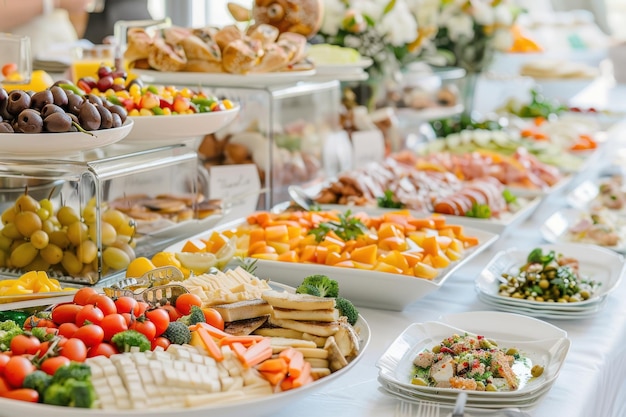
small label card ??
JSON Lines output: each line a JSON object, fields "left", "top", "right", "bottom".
{"left": 351, "top": 130, "right": 385, "bottom": 169}
{"left": 209, "top": 164, "right": 261, "bottom": 220}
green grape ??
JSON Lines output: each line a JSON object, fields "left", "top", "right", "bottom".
{"left": 67, "top": 221, "right": 88, "bottom": 246}
{"left": 102, "top": 246, "right": 131, "bottom": 270}
{"left": 10, "top": 242, "right": 39, "bottom": 268}
{"left": 30, "top": 229, "right": 49, "bottom": 250}
{"left": 1, "top": 206, "right": 16, "bottom": 225}
{"left": 101, "top": 209, "right": 126, "bottom": 229}
{"left": 23, "top": 256, "right": 51, "bottom": 272}
{"left": 82, "top": 206, "right": 98, "bottom": 224}
{"left": 76, "top": 240, "right": 97, "bottom": 264}
{"left": 48, "top": 230, "right": 71, "bottom": 249}
{"left": 0, "top": 250, "right": 6, "bottom": 268}
{"left": 116, "top": 217, "right": 136, "bottom": 239}
{"left": 61, "top": 251, "right": 83, "bottom": 275}
{"left": 40, "top": 243, "right": 63, "bottom": 265}
{"left": 57, "top": 206, "right": 80, "bottom": 226}
{"left": 100, "top": 222, "right": 117, "bottom": 246}
{"left": 110, "top": 237, "right": 136, "bottom": 262}
{"left": 42, "top": 219, "right": 58, "bottom": 234}
{"left": 36, "top": 207, "right": 50, "bottom": 221}
{"left": 39, "top": 198, "right": 54, "bottom": 216}
{"left": 1, "top": 223, "right": 23, "bottom": 240}
{"left": 14, "top": 211, "right": 43, "bottom": 238}
{"left": 14, "top": 192, "right": 40, "bottom": 212}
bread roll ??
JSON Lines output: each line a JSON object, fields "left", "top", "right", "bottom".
{"left": 250, "top": 42, "right": 289, "bottom": 73}
{"left": 124, "top": 28, "right": 153, "bottom": 62}
{"left": 276, "top": 32, "right": 307, "bottom": 65}
{"left": 214, "top": 25, "right": 244, "bottom": 51}
{"left": 222, "top": 38, "right": 263, "bottom": 74}
{"left": 247, "top": 23, "right": 280, "bottom": 46}
{"left": 148, "top": 38, "right": 187, "bottom": 72}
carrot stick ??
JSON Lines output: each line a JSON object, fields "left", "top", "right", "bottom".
{"left": 279, "top": 348, "right": 305, "bottom": 378}
{"left": 195, "top": 328, "right": 224, "bottom": 362}
{"left": 256, "top": 357, "right": 288, "bottom": 374}
{"left": 242, "top": 338, "right": 273, "bottom": 367}
{"left": 259, "top": 370, "right": 287, "bottom": 386}
{"left": 231, "top": 341, "right": 248, "bottom": 364}
{"left": 189, "top": 322, "right": 229, "bottom": 339}
{"left": 291, "top": 361, "right": 312, "bottom": 388}
{"left": 219, "top": 334, "right": 266, "bottom": 347}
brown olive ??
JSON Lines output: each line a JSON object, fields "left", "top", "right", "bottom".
{"left": 41, "top": 103, "right": 65, "bottom": 119}
{"left": 44, "top": 112, "right": 73, "bottom": 133}
{"left": 16, "top": 109, "right": 43, "bottom": 133}
{"left": 78, "top": 101, "right": 101, "bottom": 131}
{"left": 66, "top": 93, "right": 84, "bottom": 115}
{"left": 95, "top": 104, "right": 113, "bottom": 129}
{"left": 52, "top": 79, "right": 73, "bottom": 87}
{"left": 0, "top": 88, "right": 7, "bottom": 105}
{"left": 0, "top": 121, "right": 13, "bottom": 133}
{"left": 84, "top": 93, "right": 103, "bottom": 107}
{"left": 49, "top": 85, "right": 68, "bottom": 107}
{"left": 30, "top": 90, "right": 54, "bottom": 110}
{"left": 106, "top": 103, "right": 127, "bottom": 123}
{"left": 6, "top": 90, "right": 31, "bottom": 116}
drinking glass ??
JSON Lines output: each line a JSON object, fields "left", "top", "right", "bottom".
{"left": 0, "top": 34, "right": 32, "bottom": 85}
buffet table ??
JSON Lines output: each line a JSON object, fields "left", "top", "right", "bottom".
{"left": 272, "top": 120, "right": 626, "bottom": 417}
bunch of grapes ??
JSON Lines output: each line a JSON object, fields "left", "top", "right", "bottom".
{"left": 0, "top": 189, "right": 137, "bottom": 281}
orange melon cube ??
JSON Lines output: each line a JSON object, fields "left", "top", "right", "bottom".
{"left": 373, "top": 261, "right": 404, "bottom": 274}
{"left": 277, "top": 250, "right": 299, "bottom": 263}
{"left": 421, "top": 235, "right": 440, "bottom": 257}
{"left": 333, "top": 260, "right": 356, "bottom": 268}
{"left": 353, "top": 261, "right": 375, "bottom": 270}
{"left": 436, "top": 235, "right": 453, "bottom": 250}
{"left": 445, "top": 248, "right": 462, "bottom": 261}
{"left": 449, "top": 238, "right": 464, "bottom": 253}
{"left": 379, "top": 250, "right": 410, "bottom": 273}
{"left": 265, "top": 225, "right": 289, "bottom": 243}
{"left": 401, "top": 250, "right": 424, "bottom": 267}
{"left": 300, "top": 245, "right": 317, "bottom": 263}
{"left": 378, "top": 222, "right": 403, "bottom": 239}
{"left": 267, "top": 241, "right": 291, "bottom": 254}
{"left": 431, "top": 253, "right": 451, "bottom": 268}
{"left": 315, "top": 246, "right": 329, "bottom": 264}
{"left": 286, "top": 226, "right": 302, "bottom": 239}
{"left": 248, "top": 228, "right": 266, "bottom": 246}
{"left": 181, "top": 239, "right": 205, "bottom": 253}
{"left": 298, "top": 234, "right": 318, "bottom": 248}
{"left": 350, "top": 244, "right": 378, "bottom": 265}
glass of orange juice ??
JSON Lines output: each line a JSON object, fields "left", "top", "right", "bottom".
{"left": 70, "top": 44, "right": 116, "bottom": 85}
{"left": 0, "top": 34, "right": 32, "bottom": 85}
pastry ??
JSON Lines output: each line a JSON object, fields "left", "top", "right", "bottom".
{"left": 250, "top": 42, "right": 289, "bottom": 73}
{"left": 251, "top": 0, "right": 324, "bottom": 38}
{"left": 147, "top": 38, "right": 187, "bottom": 72}
{"left": 247, "top": 23, "right": 280, "bottom": 46}
{"left": 214, "top": 25, "right": 244, "bottom": 51}
{"left": 184, "top": 59, "right": 224, "bottom": 73}
{"left": 276, "top": 32, "right": 307, "bottom": 65}
{"left": 124, "top": 28, "right": 154, "bottom": 62}
{"left": 222, "top": 38, "right": 263, "bottom": 74}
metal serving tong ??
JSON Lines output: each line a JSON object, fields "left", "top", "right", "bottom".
{"left": 103, "top": 266, "right": 189, "bottom": 307}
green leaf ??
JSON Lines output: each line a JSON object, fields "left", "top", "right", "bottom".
{"left": 383, "top": 0, "right": 397, "bottom": 15}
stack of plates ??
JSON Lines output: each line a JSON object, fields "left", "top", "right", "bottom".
{"left": 475, "top": 243, "right": 624, "bottom": 319}
{"left": 376, "top": 312, "right": 570, "bottom": 411}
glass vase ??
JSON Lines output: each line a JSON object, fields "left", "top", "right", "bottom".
{"left": 460, "top": 71, "right": 479, "bottom": 118}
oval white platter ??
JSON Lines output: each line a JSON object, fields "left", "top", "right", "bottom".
{"left": 133, "top": 69, "right": 316, "bottom": 87}
{"left": 124, "top": 106, "right": 240, "bottom": 142}
{"left": 0, "top": 119, "right": 133, "bottom": 157}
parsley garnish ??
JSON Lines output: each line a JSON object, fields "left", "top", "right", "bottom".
{"left": 466, "top": 203, "right": 492, "bottom": 219}
{"left": 377, "top": 190, "right": 405, "bottom": 209}
{"left": 308, "top": 211, "right": 368, "bottom": 242}
{"left": 502, "top": 189, "right": 517, "bottom": 204}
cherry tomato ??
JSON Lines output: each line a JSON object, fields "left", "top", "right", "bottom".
{"left": 114, "top": 296, "right": 138, "bottom": 315}
{"left": 40, "top": 356, "right": 70, "bottom": 376}
{"left": 36, "top": 341, "right": 50, "bottom": 358}
{"left": 87, "top": 342, "right": 118, "bottom": 358}
{"left": 0, "top": 377, "right": 10, "bottom": 394}
{"left": 151, "top": 336, "right": 170, "bottom": 351}
{"left": 121, "top": 313, "right": 133, "bottom": 326}
{"left": 174, "top": 293, "right": 202, "bottom": 315}
{"left": 9, "top": 335, "right": 41, "bottom": 356}
{"left": 135, "top": 301, "right": 150, "bottom": 316}
{"left": 99, "top": 314, "right": 128, "bottom": 342}
{"left": 72, "top": 287, "right": 99, "bottom": 306}
{"left": 145, "top": 308, "right": 170, "bottom": 337}
{"left": 0, "top": 354, "right": 10, "bottom": 375}
{"left": 0, "top": 388, "right": 39, "bottom": 403}
{"left": 85, "top": 292, "right": 101, "bottom": 305}
{"left": 201, "top": 307, "right": 225, "bottom": 331}
{"left": 130, "top": 319, "right": 156, "bottom": 341}
{"left": 92, "top": 294, "right": 117, "bottom": 316}
{"left": 4, "top": 356, "right": 35, "bottom": 388}
{"left": 73, "top": 324, "right": 104, "bottom": 347}
{"left": 51, "top": 303, "right": 83, "bottom": 325}
{"left": 59, "top": 338, "right": 87, "bottom": 362}
{"left": 75, "top": 305, "right": 104, "bottom": 326}
{"left": 57, "top": 322, "right": 79, "bottom": 338}
{"left": 161, "top": 304, "right": 181, "bottom": 321}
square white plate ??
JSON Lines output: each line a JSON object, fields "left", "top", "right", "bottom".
{"left": 376, "top": 320, "right": 570, "bottom": 399}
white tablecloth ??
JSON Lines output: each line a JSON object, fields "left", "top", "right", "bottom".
{"left": 273, "top": 126, "right": 626, "bottom": 417}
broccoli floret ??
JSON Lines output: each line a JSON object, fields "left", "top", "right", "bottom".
{"left": 0, "top": 320, "right": 24, "bottom": 351}
{"left": 43, "top": 379, "right": 95, "bottom": 408}
{"left": 296, "top": 275, "right": 339, "bottom": 298}
{"left": 22, "top": 370, "right": 52, "bottom": 397}
{"left": 336, "top": 297, "right": 359, "bottom": 326}
{"left": 162, "top": 321, "right": 191, "bottom": 345}
{"left": 111, "top": 329, "right": 151, "bottom": 353}
{"left": 51, "top": 362, "right": 92, "bottom": 384}
{"left": 178, "top": 305, "right": 206, "bottom": 326}
{"left": 29, "top": 327, "right": 55, "bottom": 342}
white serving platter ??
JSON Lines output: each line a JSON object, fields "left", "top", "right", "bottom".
{"left": 134, "top": 69, "right": 316, "bottom": 87}
{"left": 125, "top": 106, "right": 239, "bottom": 142}
{"left": 166, "top": 220, "right": 498, "bottom": 311}
{"left": 0, "top": 305, "right": 371, "bottom": 417}
{"left": 0, "top": 119, "right": 133, "bottom": 157}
